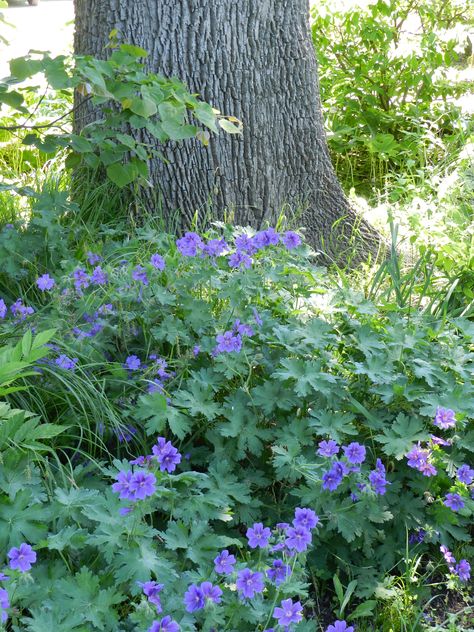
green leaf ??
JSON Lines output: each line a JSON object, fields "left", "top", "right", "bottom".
{"left": 106, "top": 162, "right": 136, "bottom": 187}
{"left": 348, "top": 600, "right": 377, "bottom": 620}
{"left": 375, "top": 413, "right": 430, "bottom": 459}
{"left": 218, "top": 117, "right": 243, "bottom": 134}
{"left": 129, "top": 96, "right": 157, "bottom": 118}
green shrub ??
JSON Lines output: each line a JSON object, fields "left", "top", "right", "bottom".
{"left": 0, "top": 224, "right": 471, "bottom": 628}
{"left": 311, "top": 0, "right": 473, "bottom": 197}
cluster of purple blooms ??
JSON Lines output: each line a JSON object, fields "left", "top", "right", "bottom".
{"left": 317, "top": 440, "right": 389, "bottom": 496}
{"left": 55, "top": 353, "right": 79, "bottom": 371}
{"left": 214, "top": 319, "right": 254, "bottom": 355}
{"left": 440, "top": 545, "right": 470, "bottom": 582}
{"left": 123, "top": 353, "right": 173, "bottom": 395}
{"left": 175, "top": 228, "right": 302, "bottom": 269}
{"left": 73, "top": 303, "right": 114, "bottom": 340}
{"left": 0, "top": 298, "right": 34, "bottom": 321}
{"left": 112, "top": 437, "right": 182, "bottom": 507}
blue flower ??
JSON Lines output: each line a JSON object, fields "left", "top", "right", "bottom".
{"left": 434, "top": 407, "right": 456, "bottom": 429}
{"left": 343, "top": 442, "right": 366, "bottom": 464}
{"left": 90, "top": 266, "right": 108, "bottom": 285}
{"left": 457, "top": 464, "right": 474, "bottom": 485}
{"left": 267, "top": 559, "right": 291, "bottom": 585}
{"left": 132, "top": 265, "right": 149, "bottom": 285}
{"left": 87, "top": 252, "right": 102, "bottom": 265}
{"left": 152, "top": 437, "right": 182, "bottom": 473}
{"left": 228, "top": 251, "right": 252, "bottom": 269}
{"left": 73, "top": 268, "right": 90, "bottom": 291}
{"left": 200, "top": 581, "right": 222, "bottom": 604}
{"left": 55, "top": 354, "right": 78, "bottom": 371}
{"left": 176, "top": 232, "right": 204, "bottom": 256}
{"left": 273, "top": 598, "right": 303, "bottom": 627}
{"left": 0, "top": 587, "right": 9, "bottom": 624}
{"left": 36, "top": 274, "right": 55, "bottom": 291}
{"left": 0, "top": 299, "right": 7, "bottom": 319}
{"left": 285, "top": 526, "right": 312, "bottom": 553}
{"left": 318, "top": 439, "right": 340, "bottom": 457}
{"left": 149, "top": 616, "right": 180, "bottom": 632}
{"left": 124, "top": 355, "right": 141, "bottom": 371}
{"left": 443, "top": 493, "right": 465, "bottom": 511}
{"left": 236, "top": 568, "right": 264, "bottom": 599}
{"left": 150, "top": 254, "right": 166, "bottom": 270}
{"left": 293, "top": 507, "right": 319, "bottom": 530}
{"left": 246, "top": 522, "right": 271, "bottom": 548}
{"left": 183, "top": 584, "right": 205, "bottom": 612}
{"left": 326, "top": 621, "right": 354, "bottom": 632}
{"left": 8, "top": 543, "right": 36, "bottom": 572}
{"left": 139, "top": 580, "right": 164, "bottom": 611}
{"left": 215, "top": 331, "right": 242, "bottom": 354}
{"left": 214, "top": 550, "right": 236, "bottom": 574}
{"left": 282, "top": 231, "right": 302, "bottom": 249}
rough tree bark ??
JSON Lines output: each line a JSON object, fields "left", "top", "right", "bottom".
{"left": 74, "top": 0, "right": 381, "bottom": 263}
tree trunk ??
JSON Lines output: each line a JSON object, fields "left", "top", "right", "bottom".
{"left": 74, "top": 0, "right": 381, "bottom": 263}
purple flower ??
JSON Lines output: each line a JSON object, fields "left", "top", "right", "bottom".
{"left": 430, "top": 435, "right": 451, "bottom": 446}
{"left": 318, "top": 439, "right": 340, "bottom": 457}
{"left": 112, "top": 470, "right": 135, "bottom": 500}
{"left": 176, "top": 232, "right": 204, "bottom": 257}
{"left": 234, "top": 234, "right": 257, "bottom": 254}
{"left": 369, "top": 459, "right": 389, "bottom": 495}
{"left": 233, "top": 319, "right": 254, "bottom": 337}
{"left": 193, "top": 345, "right": 200, "bottom": 357}
{"left": 90, "top": 266, "right": 108, "bottom": 285}
{"left": 0, "top": 299, "right": 7, "bottom": 319}
{"left": 125, "top": 355, "right": 141, "bottom": 371}
{"left": 285, "top": 526, "right": 312, "bottom": 553}
{"left": 267, "top": 559, "right": 291, "bottom": 585}
{"left": 343, "top": 442, "right": 366, "bottom": 465}
{"left": 293, "top": 507, "right": 319, "bottom": 530}
{"left": 149, "top": 616, "right": 180, "bottom": 632}
{"left": 246, "top": 522, "right": 271, "bottom": 548}
{"left": 132, "top": 265, "right": 149, "bottom": 285}
{"left": 236, "top": 568, "right": 265, "bottom": 599}
{"left": 152, "top": 437, "right": 182, "bottom": 473}
{"left": 276, "top": 522, "right": 289, "bottom": 530}
{"left": 454, "top": 559, "right": 470, "bottom": 582}
{"left": 228, "top": 251, "right": 252, "bottom": 269}
{"left": 434, "top": 407, "right": 456, "bottom": 429}
{"left": 457, "top": 464, "right": 474, "bottom": 485}
{"left": 200, "top": 581, "right": 222, "bottom": 604}
{"left": 440, "top": 544, "right": 456, "bottom": 569}
{"left": 55, "top": 354, "right": 78, "bottom": 371}
{"left": 0, "top": 587, "right": 9, "bottom": 624}
{"left": 204, "top": 238, "right": 227, "bottom": 257}
{"left": 8, "top": 543, "right": 36, "bottom": 572}
{"left": 253, "top": 228, "right": 279, "bottom": 248}
{"left": 282, "top": 231, "right": 302, "bottom": 249}
{"left": 183, "top": 584, "right": 205, "bottom": 612}
{"left": 129, "top": 470, "right": 156, "bottom": 500}
{"left": 273, "top": 598, "right": 303, "bottom": 627}
{"left": 409, "top": 528, "right": 426, "bottom": 545}
{"left": 322, "top": 463, "right": 346, "bottom": 491}
{"left": 140, "top": 580, "right": 164, "bottom": 610}
{"left": 10, "top": 299, "right": 34, "bottom": 321}
{"left": 116, "top": 424, "right": 137, "bottom": 443}
{"left": 214, "top": 550, "right": 236, "bottom": 574}
{"left": 150, "top": 254, "right": 166, "bottom": 270}
{"left": 215, "top": 331, "right": 242, "bottom": 354}
{"left": 406, "top": 445, "right": 437, "bottom": 476}
{"left": 73, "top": 268, "right": 90, "bottom": 291}
{"left": 119, "top": 507, "right": 132, "bottom": 516}
{"left": 36, "top": 273, "right": 55, "bottom": 291}
{"left": 148, "top": 379, "right": 164, "bottom": 394}
{"left": 444, "top": 493, "right": 465, "bottom": 512}
{"left": 87, "top": 252, "right": 102, "bottom": 265}
{"left": 326, "top": 621, "right": 354, "bottom": 632}
{"left": 0, "top": 573, "right": 9, "bottom": 582}
{"left": 253, "top": 308, "right": 263, "bottom": 327}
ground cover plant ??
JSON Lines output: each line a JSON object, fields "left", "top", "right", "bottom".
{"left": 0, "top": 1, "right": 473, "bottom": 629}
{"left": 0, "top": 219, "right": 472, "bottom": 630}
